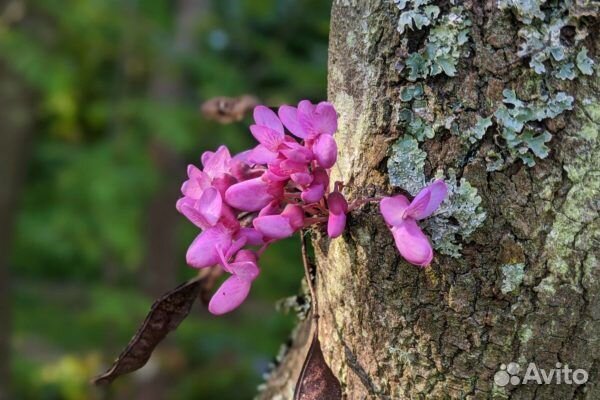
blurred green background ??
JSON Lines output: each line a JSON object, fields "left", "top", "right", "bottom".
{"left": 0, "top": 0, "right": 331, "bottom": 398}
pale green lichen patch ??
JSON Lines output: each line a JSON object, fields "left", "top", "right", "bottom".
{"left": 460, "top": 115, "right": 493, "bottom": 144}
{"left": 500, "top": 263, "right": 525, "bottom": 294}
{"left": 395, "top": 0, "right": 440, "bottom": 35}
{"left": 492, "top": 89, "right": 573, "bottom": 168}
{"left": 504, "top": 1, "right": 597, "bottom": 79}
{"left": 576, "top": 47, "right": 595, "bottom": 75}
{"left": 422, "top": 170, "right": 487, "bottom": 258}
{"left": 519, "top": 325, "right": 533, "bottom": 344}
{"left": 404, "top": 8, "right": 471, "bottom": 80}
{"left": 387, "top": 136, "right": 427, "bottom": 195}
{"left": 498, "top": 0, "right": 545, "bottom": 24}
{"left": 394, "top": 1, "right": 471, "bottom": 80}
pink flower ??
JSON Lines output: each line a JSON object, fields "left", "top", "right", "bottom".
{"left": 313, "top": 133, "right": 337, "bottom": 168}
{"left": 209, "top": 249, "right": 260, "bottom": 315}
{"left": 380, "top": 180, "right": 447, "bottom": 267}
{"left": 278, "top": 100, "right": 337, "bottom": 139}
{"left": 224, "top": 176, "right": 282, "bottom": 211}
{"left": 253, "top": 204, "right": 304, "bottom": 240}
{"left": 327, "top": 192, "right": 348, "bottom": 238}
{"left": 301, "top": 167, "right": 329, "bottom": 203}
{"left": 201, "top": 145, "right": 232, "bottom": 179}
{"left": 248, "top": 106, "right": 285, "bottom": 163}
{"left": 186, "top": 224, "right": 234, "bottom": 268}
{"left": 176, "top": 187, "right": 223, "bottom": 230}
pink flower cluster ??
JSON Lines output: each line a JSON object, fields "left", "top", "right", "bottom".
{"left": 177, "top": 100, "right": 448, "bottom": 315}
{"left": 177, "top": 101, "right": 347, "bottom": 315}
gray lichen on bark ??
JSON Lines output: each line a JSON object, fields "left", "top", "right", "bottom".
{"left": 259, "top": 0, "right": 599, "bottom": 399}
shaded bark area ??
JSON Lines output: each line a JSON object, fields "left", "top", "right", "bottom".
{"left": 262, "top": 1, "right": 599, "bottom": 399}
{"left": 0, "top": 63, "right": 31, "bottom": 400}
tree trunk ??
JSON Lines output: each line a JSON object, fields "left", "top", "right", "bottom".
{"left": 261, "top": 1, "right": 599, "bottom": 399}
{"left": 0, "top": 63, "right": 31, "bottom": 400}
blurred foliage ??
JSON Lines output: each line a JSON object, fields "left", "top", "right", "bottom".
{"left": 1, "top": 0, "right": 330, "bottom": 398}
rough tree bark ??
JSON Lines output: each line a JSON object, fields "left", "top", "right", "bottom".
{"left": 261, "top": 1, "right": 599, "bottom": 399}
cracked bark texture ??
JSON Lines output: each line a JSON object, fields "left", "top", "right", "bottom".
{"left": 259, "top": 1, "right": 599, "bottom": 399}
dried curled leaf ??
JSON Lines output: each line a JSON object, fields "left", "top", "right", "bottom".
{"left": 200, "top": 94, "right": 259, "bottom": 123}
{"left": 92, "top": 274, "right": 209, "bottom": 385}
{"left": 294, "top": 332, "right": 342, "bottom": 400}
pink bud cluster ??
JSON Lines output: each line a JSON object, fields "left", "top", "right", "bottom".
{"left": 177, "top": 101, "right": 347, "bottom": 315}
{"left": 177, "top": 100, "right": 448, "bottom": 315}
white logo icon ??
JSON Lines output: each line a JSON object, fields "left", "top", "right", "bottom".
{"left": 494, "top": 362, "right": 588, "bottom": 386}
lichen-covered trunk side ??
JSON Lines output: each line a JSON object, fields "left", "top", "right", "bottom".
{"left": 260, "top": 1, "right": 599, "bottom": 399}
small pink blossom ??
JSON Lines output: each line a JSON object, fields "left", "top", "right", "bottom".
{"left": 224, "top": 176, "right": 281, "bottom": 212}
{"left": 380, "top": 180, "right": 447, "bottom": 267}
{"left": 253, "top": 204, "right": 304, "bottom": 240}
{"left": 327, "top": 191, "right": 348, "bottom": 238}
{"left": 209, "top": 249, "right": 260, "bottom": 315}
{"left": 279, "top": 100, "right": 337, "bottom": 139}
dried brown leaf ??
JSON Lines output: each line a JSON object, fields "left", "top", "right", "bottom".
{"left": 200, "top": 94, "right": 259, "bottom": 123}
{"left": 294, "top": 332, "right": 342, "bottom": 400}
{"left": 92, "top": 274, "right": 208, "bottom": 385}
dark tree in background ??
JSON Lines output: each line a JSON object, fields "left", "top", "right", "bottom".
{"left": 0, "top": 62, "right": 31, "bottom": 400}
{"left": 262, "top": 1, "right": 599, "bottom": 399}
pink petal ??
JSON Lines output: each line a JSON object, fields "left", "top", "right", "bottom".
{"left": 258, "top": 201, "right": 280, "bottom": 217}
{"left": 291, "top": 172, "right": 313, "bottom": 186}
{"left": 228, "top": 237, "right": 248, "bottom": 259}
{"left": 219, "top": 204, "right": 241, "bottom": 231}
{"left": 211, "top": 174, "right": 237, "bottom": 197}
{"left": 281, "top": 204, "right": 304, "bottom": 230}
{"left": 278, "top": 105, "right": 308, "bottom": 138}
{"left": 298, "top": 101, "right": 337, "bottom": 137}
{"left": 268, "top": 159, "right": 307, "bottom": 179}
{"left": 391, "top": 219, "right": 433, "bottom": 267}
{"left": 313, "top": 134, "right": 338, "bottom": 169}
{"left": 176, "top": 197, "right": 210, "bottom": 229}
{"left": 208, "top": 276, "right": 252, "bottom": 315}
{"left": 408, "top": 180, "right": 448, "bottom": 220}
{"left": 202, "top": 145, "right": 231, "bottom": 179}
{"left": 312, "top": 167, "right": 330, "bottom": 187}
{"left": 248, "top": 144, "right": 278, "bottom": 165}
{"left": 327, "top": 192, "right": 348, "bottom": 215}
{"left": 314, "top": 102, "right": 338, "bottom": 136}
{"left": 186, "top": 225, "right": 232, "bottom": 268}
{"left": 181, "top": 169, "right": 210, "bottom": 199}
{"left": 250, "top": 125, "right": 284, "bottom": 152}
{"left": 228, "top": 260, "right": 259, "bottom": 282}
{"left": 197, "top": 187, "right": 222, "bottom": 226}
{"left": 201, "top": 151, "right": 213, "bottom": 169}
{"left": 253, "top": 214, "right": 295, "bottom": 239}
{"left": 301, "top": 183, "right": 325, "bottom": 203}
{"left": 404, "top": 190, "right": 431, "bottom": 220}
{"left": 253, "top": 105, "right": 283, "bottom": 134}
{"left": 235, "top": 228, "right": 264, "bottom": 246}
{"left": 225, "top": 177, "right": 274, "bottom": 211}
{"left": 327, "top": 212, "right": 346, "bottom": 238}
{"left": 234, "top": 249, "right": 258, "bottom": 263}
{"left": 327, "top": 192, "right": 348, "bottom": 238}
{"left": 280, "top": 140, "right": 313, "bottom": 163}
{"left": 187, "top": 164, "right": 203, "bottom": 179}
{"left": 380, "top": 195, "right": 410, "bottom": 226}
